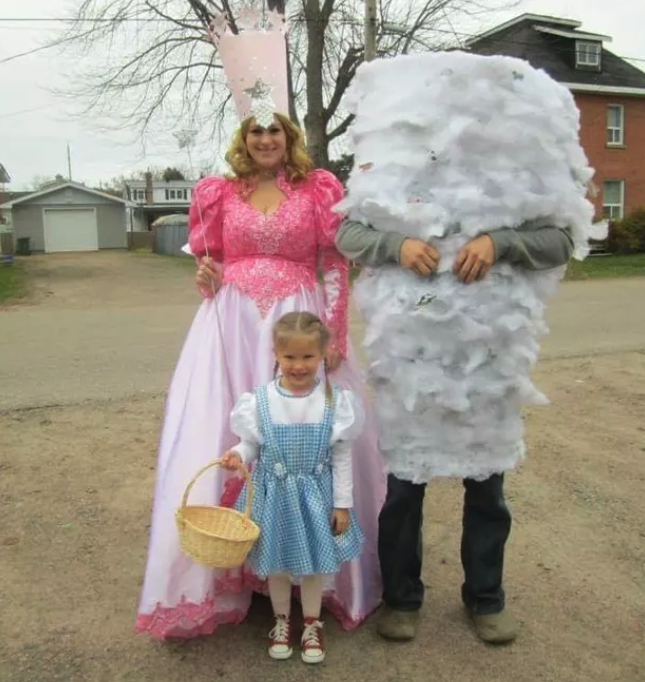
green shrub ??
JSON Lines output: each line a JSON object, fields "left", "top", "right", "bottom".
{"left": 606, "top": 208, "right": 645, "bottom": 255}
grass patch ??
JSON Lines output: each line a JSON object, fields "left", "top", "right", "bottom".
{"left": 565, "top": 254, "right": 645, "bottom": 281}
{"left": 0, "top": 260, "right": 28, "bottom": 303}
{"left": 145, "top": 252, "right": 645, "bottom": 284}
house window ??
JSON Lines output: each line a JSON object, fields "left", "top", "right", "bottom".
{"left": 603, "top": 180, "right": 625, "bottom": 220}
{"left": 576, "top": 41, "right": 601, "bottom": 68}
{"left": 134, "top": 189, "right": 146, "bottom": 201}
{"left": 607, "top": 105, "right": 624, "bottom": 146}
{"left": 165, "top": 189, "right": 177, "bottom": 200}
{"left": 182, "top": 189, "right": 188, "bottom": 200}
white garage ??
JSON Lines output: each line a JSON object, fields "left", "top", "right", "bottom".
{"left": 43, "top": 208, "right": 99, "bottom": 253}
{"left": 0, "top": 181, "right": 130, "bottom": 253}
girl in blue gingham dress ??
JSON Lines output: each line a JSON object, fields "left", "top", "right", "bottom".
{"left": 220, "top": 312, "right": 364, "bottom": 665}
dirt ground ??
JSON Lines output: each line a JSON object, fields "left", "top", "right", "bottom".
{"left": 1, "top": 253, "right": 644, "bottom": 682}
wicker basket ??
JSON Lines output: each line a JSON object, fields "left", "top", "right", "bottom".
{"left": 175, "top": 460, "right": 260, "bottom": 569}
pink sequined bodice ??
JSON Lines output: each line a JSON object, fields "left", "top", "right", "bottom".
{"left": 187, "top": 169, "right": 349, "bottom": 356}
{"left": 222, "top": 190, "right": 319, "bottom": 316}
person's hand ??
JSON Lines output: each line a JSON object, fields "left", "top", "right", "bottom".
{"left": 399, "top": 239, "right": 440, "bottom": 277}
{"left": 220, "top": 451, "right": 242, "bottom": 471}
{"left": 331, "top": 508, "right": 350, "bottom": 536}
{"left": 453, "top": 234, "right": 496, "bottom": 284}
{"left": 196, "top": 256, "right": 221, "bottom": 294}
{"left": 325, "top": 348, "right": 342, "bottom": 373}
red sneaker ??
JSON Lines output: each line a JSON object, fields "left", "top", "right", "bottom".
{"left": 268, "top": 614, "right": 292, "bottom": 660}
{"left": 301, "top": 618, "right": 325, "bottom": 664}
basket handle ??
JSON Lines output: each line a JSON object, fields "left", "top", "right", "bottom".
{"left": 180, "top": 459, "right": 253, "bottom": 519}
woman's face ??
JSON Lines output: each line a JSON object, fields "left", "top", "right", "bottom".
{"left": 245, "top": 117, "right": 288, "bottom": 172}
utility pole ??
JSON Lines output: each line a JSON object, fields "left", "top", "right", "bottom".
{"left": 67, "top": 143, "right": 73, "bottom": 181}
{"left": 365, "top": 0, "right": 377, "bottom": 62}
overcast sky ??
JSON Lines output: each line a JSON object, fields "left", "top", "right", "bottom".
{"left": 1, "top": 0, "right": 644, "bottom": 190}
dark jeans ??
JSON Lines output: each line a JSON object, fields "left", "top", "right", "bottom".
{"left": 378, "top": 473, "right": 511, "bottom": 615}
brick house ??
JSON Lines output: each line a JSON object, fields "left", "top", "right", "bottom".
{"left": 467, "top": 14, "right": 645, "bottom": 221}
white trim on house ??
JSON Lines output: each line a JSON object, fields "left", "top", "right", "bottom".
{"left": 534, "top": 27, "right": 612, "bottom": 42}
{"left": 602, "top": 180, "right": 625, "bottom": 220}
{"left": 465, "top": 13, "right": 580, "bottom": 46}
{"left": 562, "top": 82, "right": 645, "bottom": 97}
{"left": 1, "top": 182, "right": 132, "bottom": 208}
{"left": 607, "top": 104, "right": 625, "bottom": 146}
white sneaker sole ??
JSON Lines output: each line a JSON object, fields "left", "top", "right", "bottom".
{"left": 301, "top": 651, "right": 325, "bottom": 665}
{"left": 269, "top": 647, "right": 293, "bottom": 661}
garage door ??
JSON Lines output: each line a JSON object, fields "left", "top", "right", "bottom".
{"left": 43, "top": 208, "right": 99, "bottom": 253}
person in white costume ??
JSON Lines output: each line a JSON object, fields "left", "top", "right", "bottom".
{"left": 335, "top": 51, "right": 595, "bottom": 643}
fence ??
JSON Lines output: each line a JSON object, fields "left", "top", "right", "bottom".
{"left": 1, "top": 232, "right": 13, "bottom": 254}
{"left": 127, "top": 232, "right": 154, "bottom": 250}
{"left": 153, "top": 223, "right": 189, "bottom": 257}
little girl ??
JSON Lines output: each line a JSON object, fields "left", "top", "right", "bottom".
{"left": 220, "top": 311, "right": 365, "bottom": 664}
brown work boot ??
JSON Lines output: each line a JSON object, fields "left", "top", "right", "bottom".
{"left": 376, "top": 606, "right": 420, "bottom": 641}
{"left": 471, "top": 609, "right": 518, "bottom": 644}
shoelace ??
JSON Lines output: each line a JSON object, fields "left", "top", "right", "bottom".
{"left": 269, "top": 617, "right": 290, "bottom": 644}
{"left": 301, "top": 620, "right": 323, "bottom": 649}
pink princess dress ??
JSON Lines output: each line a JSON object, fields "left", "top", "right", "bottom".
{"left": 134, "top": 169, "right": 386, "bottom": 638}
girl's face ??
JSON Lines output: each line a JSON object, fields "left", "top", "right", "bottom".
{"left": 245, "top": 117, "right": 288, "bottom": 172}
{"left": 275, "top": 334, "right": 323, "bottom": 393}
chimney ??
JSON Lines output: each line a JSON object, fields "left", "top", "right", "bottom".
{"left": 144, "top": 171, "right": 153, "bottom": 204}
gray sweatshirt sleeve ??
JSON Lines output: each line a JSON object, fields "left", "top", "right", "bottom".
{"left": 487, "top": 223, "right": 574, "bottom": 270}
{"left": 336, "top": 218, "right": 575, "bottom": 271}
{"left": 335, "top": 219, "right": 406, "bottom": 267}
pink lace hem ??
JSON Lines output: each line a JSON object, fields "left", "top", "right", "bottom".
{"left": 134, "top": 596, "right": 246, "bottom": 639}
{"left": 135, "top": 570, "right": 373, "bottom": 639}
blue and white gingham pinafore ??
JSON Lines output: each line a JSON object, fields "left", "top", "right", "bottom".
{"left": 237, "top": 383, "right": 364, "bottom": 577}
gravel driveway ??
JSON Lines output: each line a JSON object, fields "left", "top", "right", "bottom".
{"left": 1, "top": 252, "right": 643, "bottom": 682}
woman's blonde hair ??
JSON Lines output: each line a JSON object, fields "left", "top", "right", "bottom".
{"left": 225, "top": 113, "right": 313, "bottom": 184}
{"left": 272, "top": 312, "right": 333, "bottom": 404}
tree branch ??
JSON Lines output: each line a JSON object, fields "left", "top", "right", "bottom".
{"left": 327, "top": 113, "right": 354, "bottom": 142}
{"left": 323, "top": 45, "right": 361, "bottom": 124}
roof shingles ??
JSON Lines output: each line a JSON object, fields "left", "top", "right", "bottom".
{"left": 469, "top": 17, "right": 645, "bottom": 91}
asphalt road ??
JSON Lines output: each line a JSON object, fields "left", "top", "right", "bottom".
{"left": 1, "top": 252, "right": 644, "bottom": 411}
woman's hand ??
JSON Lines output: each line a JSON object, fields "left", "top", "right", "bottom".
{"left": 453, "top": 234, "right": 496, "bottom": 284}
{"left": 325, "top": 348, "right": 342, "bottom": 373}
{"left": 220, "top": 451, "right": 242, "bottom": 471}
{"left": 196, "top": 256, "right": 221, "bottom": 294}
{"left": 331, "top": 508, "right": 350, "bottom": 535}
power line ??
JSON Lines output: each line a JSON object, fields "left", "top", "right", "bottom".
{"left": 0, "top": 104, "right": 53, "bottom": 119}
{"left": 1, "top": 15, "right": 645, "bottom": 65}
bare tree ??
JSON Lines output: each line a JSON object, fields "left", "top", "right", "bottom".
{"left": 56, "top": 0, "right": 512, "bottom": 169}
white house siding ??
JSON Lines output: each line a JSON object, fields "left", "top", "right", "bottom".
{"left": 25, "top": 186, "right": 117, "bottom": 207}
{"left": 13, "top": 206, "right": 45, "bottom": 251}
{"left": 97, "top": 204, "right": 127, "bottom": 248}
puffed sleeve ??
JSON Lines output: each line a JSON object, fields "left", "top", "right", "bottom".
{"left": 187, "top": 176, "right": 229, "bottom": 262}
{"left": 230, "top": 392, "right": 262, "bottom": 464}
{"left": 312, "top": 169, "right": 350, "bottom": 359}
{"left": 330, "top": 390, "right": 364, "bottom": 509}
{"left": 331, "top": 389, "right": 365, "bottom": 444}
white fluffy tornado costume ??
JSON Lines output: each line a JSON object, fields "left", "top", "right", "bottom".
{"left": 338, "top": 51, "right": 595, "bottom": 483}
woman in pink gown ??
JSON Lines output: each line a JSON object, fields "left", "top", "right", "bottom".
{"left": 134, "top": 114, "right": 386, "bottom": 639}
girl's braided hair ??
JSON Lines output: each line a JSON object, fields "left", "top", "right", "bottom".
{"left": 272, "top": 312, "right": 333, "bottom": 404}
